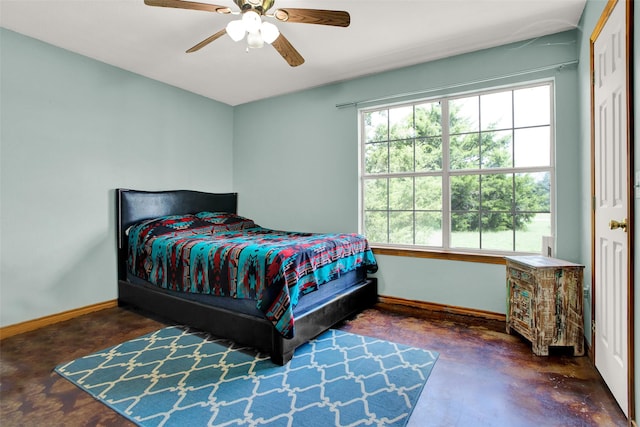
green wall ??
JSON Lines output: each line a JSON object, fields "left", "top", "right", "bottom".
{"left": 0, "top": 26, "right": 585, "bottom": 326}
{"left": 576, "top": 0, "right": 608, "bottom": 350}
{"left": 233, "top": 30, "right": 581, "bottom": 314}
{"left": 0, "top": 29, "right": 234, "bottom": 326}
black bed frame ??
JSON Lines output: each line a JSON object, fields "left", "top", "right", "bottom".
{"left": 116, "top": 189, "right": 378, "bottom": 365}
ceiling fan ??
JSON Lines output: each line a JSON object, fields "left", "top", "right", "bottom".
{"left": 144, "top": 0, "right": 351, "bottom": 67}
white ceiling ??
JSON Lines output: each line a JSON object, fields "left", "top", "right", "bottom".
{"left": 1, "top": 0, "right": 586, "bottom": 106}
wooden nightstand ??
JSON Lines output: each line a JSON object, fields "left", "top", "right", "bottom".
{"left": 505, "top": 255, "right": 584, "bottom": 356}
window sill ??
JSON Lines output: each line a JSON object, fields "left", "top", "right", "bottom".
{"left": 371, "top": 246, "right": 507, "bottom": 265}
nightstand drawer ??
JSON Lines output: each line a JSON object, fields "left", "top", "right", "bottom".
{"left": 507, "top": 265, "right": 535, "bottom": 285}
{"left": 508, "top": 280, "right": 534, "bottom": 340}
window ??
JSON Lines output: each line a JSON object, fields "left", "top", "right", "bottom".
{"left": 360, "top": 82, "right": 553, "bottom": 254}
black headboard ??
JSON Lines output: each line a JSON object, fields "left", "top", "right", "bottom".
{"left": 116, "top": 189, "right": 238, "bottom": 280}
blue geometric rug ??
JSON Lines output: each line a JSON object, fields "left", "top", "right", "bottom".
{"left": 55, "top": 327, "right": 438, "bottom": 427}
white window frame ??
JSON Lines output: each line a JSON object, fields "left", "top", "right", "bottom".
{"left": 358, "top": 80, "right": 556, "bottom": 256}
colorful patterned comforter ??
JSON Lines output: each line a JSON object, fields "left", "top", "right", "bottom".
{"left": 127, "top": 212, "right": 378, "bottom": 339}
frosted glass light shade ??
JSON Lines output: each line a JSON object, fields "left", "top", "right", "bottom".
{"left": 226, "top": 19, "right": 245, "bottom": 42}
{"left": 242, "top": 11, "right": 261, "bottom": 33}
{"left": 260, "top": 21, "right": 279, "bottom": 44}
{"left": 246, "top": 30, "right": 264, "bottom": 49}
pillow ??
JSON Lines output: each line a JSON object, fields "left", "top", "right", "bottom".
{"left": 195, "top": 212, "right": 257, "bottom": 229}
{"left": 129, "top": 213, "right": 257, "bottom": 247}
{"left": 130, "top": 214, "right": 212, "bottom": 241}
{"left": 146, "top": 214, "right": 202, "bottom": 231}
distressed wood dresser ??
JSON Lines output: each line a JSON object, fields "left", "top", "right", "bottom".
{"left": 505, "top": 255, "right": 584, "bottom": 356}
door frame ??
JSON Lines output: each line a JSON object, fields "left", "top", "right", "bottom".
{"left": 590, "top": 0, "right": 635, "bottom": 420}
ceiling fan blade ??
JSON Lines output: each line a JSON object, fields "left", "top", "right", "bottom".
{"left": 271, "top": 34, "right": 305, "bottom": 67}
{"left": 273, "top": 8, "right": 350, "bottom": 27}
{"left": 186, "top": 29, "right": 227, "bottom": 53}
{"left": 144, "top": 0, "right": 231, "bottom": 14}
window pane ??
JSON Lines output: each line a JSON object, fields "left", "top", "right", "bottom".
{"left": 481, "top": 130, "right": 512, "bottom": 169}
{"left": 451, "top": 213, "right": 480, "bottom": 248}
{"left": 450, "top": 133, "right": 480, "bottom": 170}
{"left": 364, "top": 178, "right": 387, "bottom": 210}
{"left": 415, "top": 212, "right": 442, "bottom": 246}
{"left": 451, "top": 175, "right": 479, "bottom": 211}
{"left": 416, "top": 176, "right": 442, "bottom": 210}
{"left": 481, "top": 213, "right": 514, "bottom": 251}
{"left": 364, "top": 142, "right": 388, "bottom": 174}
{"left": 480, "top": 210, "right": 514, "bottom": 236}
{"left": 515, "top": 213, "right": 551, "bottom": 252}
{"left": 415, "top": 102, "right": 442, "bottom": 137}
{"left": 416, "top": 137, "right": 442, "bottom": 171}
{"left": 389, "top": 211, "right": 413, "bottom": 244}
{"left": 389, "top": 106, "right": 414, "bottom": 140}
{"left": 450, "top": 96, "right": 479, "bottom": 134}
{"left": 515, "top": 172, "right": 550, "bottom": 212}
{"left": 514, "top": 85, "right": 550, "bottom": 128}
{"left": 389, "top": 139, "right": 414, "bottom": 173}
{"left": 514, "top": 127, "right": 550, "bottom": 167}
{"left": 481, "top": 91, "right": 512, "bottom": 130}
{"left": 364, "top": 110, "right": 388, "bottom": 142}
{"left": 481, "top": 173, "right": 513, "bottom": 212}
{"left": 389, "top": 177, "right": 413, "bottom": 210}
{"left": 365, "top": 211, "right": 388, "bottom": 243}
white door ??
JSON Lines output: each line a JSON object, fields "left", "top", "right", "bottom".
{"left": 592, "top": 0, "right": 630, "bottom": 417}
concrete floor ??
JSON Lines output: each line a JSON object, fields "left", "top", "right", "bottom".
{"left": 0, "top": 304, "right": 628, "bottom": 426}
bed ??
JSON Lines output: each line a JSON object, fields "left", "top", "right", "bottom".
{"left": 116, "top": 188, "right": 378, "bottom": 365}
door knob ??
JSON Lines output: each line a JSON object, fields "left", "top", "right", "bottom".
{"left": 609, "top": 218, "right": 628, "bottom": 232}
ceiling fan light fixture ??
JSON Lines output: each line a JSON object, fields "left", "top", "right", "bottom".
{"left": 260, "top": 21, "right": 279, "bottom": 44}
{"left": 143, "top": 0, "right": 349, "bottom": 66}
{"left": 226, "top": 19, "right": 246, "bottom": 41}
{"left": 246, "top": 30, "right": 264, "bottom": 49}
